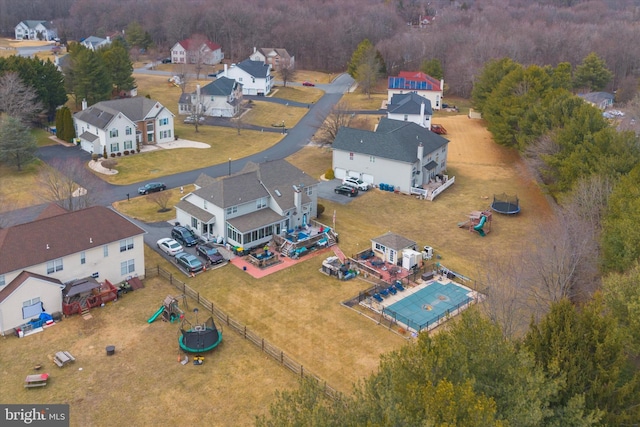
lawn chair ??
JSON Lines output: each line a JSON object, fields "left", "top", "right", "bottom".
{"left": 380, "top": 288, "right": 390, "bottom": 297}
{"left": 394, "top": 281, "right": 405, "bottom": 291}
{"left": 388, "top": 286, "right": 397, "bottom": 295}
{"left": 372, "top": 293, "right": 384, "bottom": 303}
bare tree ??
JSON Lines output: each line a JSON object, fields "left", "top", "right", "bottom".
{"left": 315, "top": 100, "right": 353, "bottom": 145}
{"left": 188, "top": 34, "right": 213, "bottom": 80}
{"left": 38, "top": 159, "right": 97, "bottom": 211}
{"left": 278, "top": 59, "right": 297, "bottom": 88}
{"left": 0, "top": 72, "right": 43, "bottom": 124}
{"left": 149, "top": 191, "right": 172, "bottom": 212}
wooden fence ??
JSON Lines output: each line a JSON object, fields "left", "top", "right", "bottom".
{"left": 146, "top": 266, "right": 340, "bottom": 400}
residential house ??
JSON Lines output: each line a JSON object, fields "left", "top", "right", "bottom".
{"left": 578, "top": 92, "right": 615, "bottom": 110}
{"left": 387, "top": 92, "right": 433, "bottom": 129}
{"left": 74, "top": 97, "right": 175, "bottom": 156}
{"left": 81, "top": 36, "right": 112, "bottom": 51}
{"left": 249, "top": 47, "right": 295, "bottom": 70}
{"left": 0, "top": 205, "right": 146, "bottom": 334}
{"left": 170, "top": 38, "right": 223, "bottom": 65}
{"left": 223, "top": 60, "right": 272, "bottom": 96}
{"left": 14, "top": 20, "right": 57, "bottom": 41}
{"left": 332, "top": 117, "right": 449, "bottom": 194}
{"left": 178, "top": 77, "right": 243, "bottom": 117}
{"left": 388, "top": 71, "right": 444, "bottom": 110}
{"left": 370, "top": 232, "right": 418, "bottom": 266}
{"left": 175, "top": 159, "right": 318, "bottom": 249}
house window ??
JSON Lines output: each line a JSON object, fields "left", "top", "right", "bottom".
{"left": 125, "top": 127, "right": 132, "bottom": 135}
{"left": 46, "top": 258, "right": 63, "bottom": 274}
{"left": 23, "top": 297, "right": 41, "bottom": 307}
{"left": 159, "top": 118, "right": 169, "bottom": 126}
{"left": 441, "top": 147, "right": 446, "bottom": 153}
{"left": 374, "top": 243, "right": 386, "bottom": 252}
{"left": 124, "top": 140, "right": 133, "bottom": 150}
{"left": 147, "top": 122, "right": 154, "bottom": 131}
{"left": 404, "top": 114, "right": 408, "bottom": 121}
{"left": 119, "top": 238, "right": 134, "bottom": 252}
{"left": 226, "top": 206, "right": 238, "bottom": 215}
{"left": 306, "top": 187, "right": 313, "bottom": 196}
{"left": 238, "top": 77, "right": 243, "bottom": 82}
{"left": 370, "top": 156, "right": 376, "bottom": 163}
{"left": 349, "top": 152, "right": 354, "bottom": 160}
{"left": 0, "top": 274, "right": 5, "bottom": 288}
{"left": 110, "top": 142, "right": 119, "bottom": 153}
{"left": 103, "top": 245, "right": 109, "bottom": 257}
{"left": 81, "top": 251, "right": 86, "bottom": 265}
{"left": 191, "top": 217, "right": 198, "bottom": 228}
{"left": 120, "top": 259, "right": 135, "bottom": 276}
{"left": 109, "top": 128, "right": 118, "bottom": 138}
{"left": 256, "top": 197, "right": 267, "bottom": 209}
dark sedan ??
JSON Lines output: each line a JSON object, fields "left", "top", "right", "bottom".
{"left": 175, "top": 252, "right": 204, "bottom": 274}
{"left": 138, "top": 182, "right": 166, "bottom": 195}
{"left": 196, "top": 243, "right": 225, "bottom": 265}
{"left": 334, "top": 184, "right": 358, "bottom": 197}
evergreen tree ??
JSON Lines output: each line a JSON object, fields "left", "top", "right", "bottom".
{"left": 347, "top": 39, "right": 385, "bottom": 78}
{"left": 471, "top": 57, "right": 520, "bottom": 114}
{"left": 0, "top": 116, "right": 38, "bottom": 170}
{"left": 66, "top": 44, "right": 112, "bottom": 106}
{"left": 574, "top": 52, "right": 613, "bottom": 92}
{"left": 55, "top": 106, "right": 75, "bottom": 143}
{"left": 420, "top": 58, "right": 443, "bottom": 80}
{"left": 100, "top": 39, "right": 135, "bottom": 94}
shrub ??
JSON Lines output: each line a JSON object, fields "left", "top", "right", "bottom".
{"left": 110, "top": 153, "right": 116, "bottom": 158}
{"left": 325, "top": 168, "right": 335, "bottom": 180}
{"left": 124, "top": 150, "right": 129, "bottom": 155}
{"left": 116, "top": 152, "right": 122, "bottom": 157}
{"left": 317, "top": 204, "right": 325, "bottom": 217}
{"left": 136, "top": 148, "right": 141, "bottom": 153}
{"left": 91, "top": 153, "right": 99, "bottom": 161}
{"left": 102, "top": 159, "right": 117, "bottom": 170}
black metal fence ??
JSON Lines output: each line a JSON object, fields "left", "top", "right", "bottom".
{"left": 146, "top": 266, "right": 340, "bottom": 400}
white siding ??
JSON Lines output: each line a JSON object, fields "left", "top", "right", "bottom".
{"left": 0, "top": 277, "right": 64, "bottom": 334}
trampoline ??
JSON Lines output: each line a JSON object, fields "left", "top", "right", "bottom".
{"left": 491, "top": 193, "right": 520, "bottom": 215}
{"left": 179, "top": 316, "right": 222, "bottom": 353}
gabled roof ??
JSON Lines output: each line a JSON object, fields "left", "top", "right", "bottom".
{"left": 371, "top": 231, "right": 416, "bottom": 251}
{"left": 35, "top": 203, "right": 68, "bottom": 220}
{"left": 0, "top": 271, "right": 63, "bottom": 304}
{"left": 192, "top": 160, "right": 317, "bottom": 211}
{"left": 388, "top": 93, "right": 433, "bottom": 115}
{"left": 0, "top": 206, "right": 145, "bottom": 275}
{"left": 176, "top": 38, "right": 221, "bottom": 52}
{"left": 79, "top": 131, "right": 99, "bottom": 142}
{"left": 200, "top": 77, "right": 238, "bottom": 97}
{"left": 81, "top": 36, "right": 109, "bottom": 49}
{"left": 233, "top": 59, "right": 270, "bottom": 78}
{"left": 74, "top": 97, "right": 170, "bottom": 130}
{"left": 256, "top": 48, "right": 292, "bottom": 60}
{"left": 578, "top": 92, "right": 614, "bottom": 104}
{"left": 19, "top": 20, "right": 50, "bottom": 29}
{"left": 333, "top": 118, "right": 448, "bottom": 163}
{"left": 388, "top": 71, "right": 442, "bottom": 91}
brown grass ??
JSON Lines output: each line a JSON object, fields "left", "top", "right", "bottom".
{"left": 0, "top": 161, "right": 45, "bottom": 211}
{"left": 0, "top": 264, "right": 299, "bottom": 427}
{"left": 112, "top": 185, "right": 195, "bottom": 222}
{"left": 342, "top": 92, "right": 387, "bottom": 110}
{"left": 271, "top": 86, "right": 324, "bottom": 104}
{"left": 242, "top": 101, "right": 309, "bottom": 128}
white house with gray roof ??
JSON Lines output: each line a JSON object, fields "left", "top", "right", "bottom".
{"left": 178, "top": 77, "right": 243, "bottom": 117}
{"left": 175, "top": 159, "right": 318, "bottom": 248}
{"left": 14, "top": 20, "right": 57, "bottom": 41}
{"left": 332, "top": 118, "right": 449, "bottom": 194}
{"left": 81, "top": 36, "right": 112, "bottom": 51}
{"left": 74, "top": 97, "right": 175, "bottom": 156}
{"left": 223, "top": 60, "right": 272, "bottom": 96}
{"left": 387, "top": 92, "right": 433, "bottom": 129}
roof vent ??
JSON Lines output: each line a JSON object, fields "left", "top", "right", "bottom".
{"left": 46, "top": 244, "right": 50, "bottom": 250}
{"left": 275, "top": 189, "right": 282, "bottom": 197}
{"left": 90, "top": 237, "right": 93, "bottom": 244}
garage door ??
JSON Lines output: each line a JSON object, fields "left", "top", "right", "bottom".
{"left": 362, "top": 174, "right": 374, "bottom": 184}
{"left": 80, "top": 139, "right": 93, "bottom": 153}
{"left": 334, "top": 168, "right": 347, "bottom": 179}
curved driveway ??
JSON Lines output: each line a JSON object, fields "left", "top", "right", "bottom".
{"left": 3, "top": 73, "right": 355, "bottom": 226}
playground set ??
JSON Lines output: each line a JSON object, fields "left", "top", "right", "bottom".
{"left": 458, "top": 210, "right": 492, "bottom": 237}
{"left": 147, "top": 295, "right": 184, "bottom": 324}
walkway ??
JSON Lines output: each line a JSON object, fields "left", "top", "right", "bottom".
{"left": 229, "top": 246, "right": 335, "bottom": 279}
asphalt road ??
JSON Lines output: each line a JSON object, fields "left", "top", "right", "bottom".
{"left": 1, "top": 73, "right": 356, "bottom": 228}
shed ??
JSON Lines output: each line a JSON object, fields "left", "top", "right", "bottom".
{"left": 371, "top": 232, "right": 417, "bottom": 265}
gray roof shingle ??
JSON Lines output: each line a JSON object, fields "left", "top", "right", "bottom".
{"left": 74, "top": 97, "right": 170, "bottom": 130}
{"left": 371, "top": 232, "right": 417, "bottom": 250}
{"left": 388, "top": 93, "right": 433, "bottom": 115}
{"left": 235, "top": 59, "right": 271, "bottom": 78}
{"left": 333, "top": 118, "right": 448, "bottom": 163}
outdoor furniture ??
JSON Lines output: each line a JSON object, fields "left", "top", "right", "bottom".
{"left": 388, "top": 286, "right": 397, "bottom": 295}
{"left": 25, "top": 373, "right": 49, "bottom": 388}
{"left": 394, "top": 281, "right": 405, "bottom": 292}
{"left": 373, "top": 293, "right": 384, "bottom": 303}
{"left": 380, "top": 289, "right": 390, "bottom": 297}
{"left": 54, "top": 351, "right": 75, "bottom": 367}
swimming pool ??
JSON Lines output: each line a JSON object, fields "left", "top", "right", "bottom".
{"left": 384, "top": 281, "right": 474, "bottom": 332}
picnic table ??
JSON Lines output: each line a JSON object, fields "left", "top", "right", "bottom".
{"left": 25, "top": 373, "right": 49, "bottom": 388}
{"left": 53, "top": 351, "right": 75, "bottom": 367}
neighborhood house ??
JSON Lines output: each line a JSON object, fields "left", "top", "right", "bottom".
{"left": 14, "top": 20, "right": 57, "bottom": 41}
{"left": 0, "top": 205, "right": 145, "bottom": 335}
{"left": 175, "top": 159, "right": 318, "bottom": 249}
{"left": 386, "top": 92, "right": 433, "bottom": 129}
{"left": 74, "top": 97, "right": 175, "bottom": 156}
{"left": 80, "top": 35, "right": 112, "bottom": 51}
{"left": 170, "top": 38, "right": 224, "bottom": 65}
{"left": 388, "top": 71, "right": 444, "bottom": 110}
{"left": 179, "top": 77, "right": 243, "bottom": 118}
{"left": 249, "top": 47, "right": 295, "bottom": 70}
{"left": 223, "top": 60, "right": 272, "bottom": 96}
{"left": 332, "top": 117, "right": 449, "bottom": 195}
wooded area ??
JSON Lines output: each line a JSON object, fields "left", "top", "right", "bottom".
{"left": 1, "top": 0, "right": 639, "bottom": 97}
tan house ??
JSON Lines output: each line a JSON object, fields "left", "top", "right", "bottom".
{"left": 249, "top": 47, "right": 295, "bottom": 70}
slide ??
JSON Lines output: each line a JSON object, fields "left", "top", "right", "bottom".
{"left": 473, "top": 215, "right": 487, "bottom": 237}
{"left": 147, "top": 306, "right": 165, "bottom": 323}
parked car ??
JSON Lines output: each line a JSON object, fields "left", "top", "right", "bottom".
{"left": 302, "top": 81, "right": 315, "bottom": 87}
{"left": 184, "top": 115, "right": 205, "bottom": 124}
{"left": 138, "top": 182, "right": 166, "bottom": 195}
{"left": 342, "top": 176, "right": 370, "bottom": 191}
{"left": 334, "top": 185, "right": 359, "bottom": 197}
{"left": 196, "top": 243, "right": 225, "bottom": 265}
{"left": 171, "top": 226, "right": 199, "bottom": 247}
{"left": 157, "top": 238, "right": 183, "bottom": 256}
{"left": 161, "top": 57, "right": 172, "bottom": 64}
{"left": 175, "top": 252, "right": 204, "bottom": 274}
